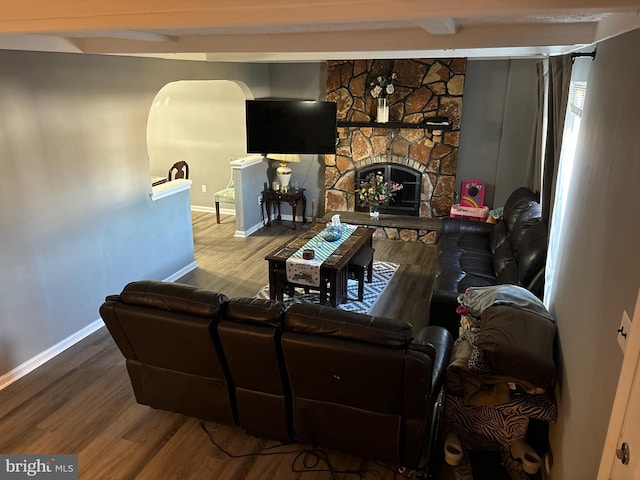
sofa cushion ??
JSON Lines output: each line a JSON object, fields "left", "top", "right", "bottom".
{"left": 510, "top": 218, "right": 542, "bottom": 256}
{"left": 226, "top": 297, "right": 284, "bottom": 326}
{"left": 437, "top": 232, "right": 492, "bottom": 256}
{"left": 489, "top": 221, "right": 509, "bottom": 254}
{"left": 495, "top": 262, "right": 520, "bottom": 285}
{"left": 516, "top": 220, "right": 548, "bottom": 291}
{"left": 492, "top": 236, "right": 515, "bottom": 274}
{"left": 475, "top": 305, "right": 556, "bottom": 389}
{"left": 285, "top": 303, "right": 413, "bottom": 347}
{"left": 119, "top": 280, "right": 228, "bottom": 318}
{"left": 438, "top": 249, "right": 496, "bottom": 279}
{"left": 504, "top": 199, "right": 538, "bottom": 232}
{"left": 502, "top": 187, "right": 538, "bottom": 221}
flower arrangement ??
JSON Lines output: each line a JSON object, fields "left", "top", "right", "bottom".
{"left": 370, "top": 72, "right": 397, "bottom": 98}
{"left": 357, "top": 171, "right": 404, "bottom": 207}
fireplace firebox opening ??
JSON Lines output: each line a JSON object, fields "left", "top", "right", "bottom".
{"left": 355, "top": 163, "right": 422, "bottom": 217}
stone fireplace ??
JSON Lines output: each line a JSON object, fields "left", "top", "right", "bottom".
{"left": 324, "top": 58, "right": 466, "bottom": 231}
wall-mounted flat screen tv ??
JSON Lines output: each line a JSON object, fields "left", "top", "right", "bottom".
{"left": 246, "top": 99, "right": 337, "bottom": 154}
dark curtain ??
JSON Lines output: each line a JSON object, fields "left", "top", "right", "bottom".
{"left": 541, "top": 55, "right": 573, "bottom": 221}
{"left": 526, "top": 61, "right": 545, "bottom": 195}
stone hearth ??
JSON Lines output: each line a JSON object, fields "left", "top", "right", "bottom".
{"left": 323, "top": 59, "right": 466, "bottom": 242}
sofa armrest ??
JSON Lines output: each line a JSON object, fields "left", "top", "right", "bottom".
{"left": 441, "top": 217, "right": 495, "bottom": 236}
{"left": 412, "top": 326, "right": 454, "bottom": 397}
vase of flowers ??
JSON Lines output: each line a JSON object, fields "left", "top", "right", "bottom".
{"left": 357, "top": 171, "right": 404, "bottom": 220}
{"left": 376, "top": 98, "right": 389, "bottom": 123}
{"left": 370, "top": 72, "right": 396, "bottom": 123}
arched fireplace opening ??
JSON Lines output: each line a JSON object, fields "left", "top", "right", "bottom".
{"left": 355, "top": 163, "right": 422, "bottom": 217}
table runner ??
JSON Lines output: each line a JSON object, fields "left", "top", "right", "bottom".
{"left": 286, "top": 225, "right": 356, "bottom": 287}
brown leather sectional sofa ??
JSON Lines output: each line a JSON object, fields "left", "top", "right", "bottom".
{"left": 429, "top": 187, "right": 548, "bottom": 336}
{"left": 99, "top": 280, "right": 453, "bottom": 472}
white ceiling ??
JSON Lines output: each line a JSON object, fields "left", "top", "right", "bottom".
{"left": 1, "top": 0, "right": 639, "bottom": 61}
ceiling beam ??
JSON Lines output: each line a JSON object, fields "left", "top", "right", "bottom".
{"left": 0, "top": 0, "right": 638, "bottom": 33}
{"left": 73, "top": 22, "right": 597, "bottom": 56}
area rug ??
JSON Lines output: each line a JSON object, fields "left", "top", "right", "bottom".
{"left": 255, "top": 261, "right": 399, "bottom": 314}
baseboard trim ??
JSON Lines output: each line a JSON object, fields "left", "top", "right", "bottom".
{"left": 164, "top": 261, "right": 198, "bottom": 282}
{"left": 0, "top": 318, "right": 105, "bottom": 391}
{"left": 234, "top": 221, "right": 264, "bottom": 238}
{"left": 0, "top": 262, "right": 200, "bottom": 392}
{"left": 191, "top": 205, "right": 235, "bottom": 216}
{"left": 191, "top": 205, "right": 215, "bottom": 213}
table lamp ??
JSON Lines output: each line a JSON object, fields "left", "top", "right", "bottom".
{"left": 268, "top": 154, "right": 300, "bottom": 190}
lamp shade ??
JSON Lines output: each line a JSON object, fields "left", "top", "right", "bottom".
{"left": 267, "top": 154, "right": 300, "bottom": 164}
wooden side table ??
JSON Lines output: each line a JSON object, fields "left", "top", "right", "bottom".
{"left": 263, "top": 188, "right": 307, "bottom": 230}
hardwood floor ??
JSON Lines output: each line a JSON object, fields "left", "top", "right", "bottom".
{"left": 0, "top": 211, "right": 446, "bottom": 480}
{"left": 180, "top": 211, "right": 438, "bottom": 331}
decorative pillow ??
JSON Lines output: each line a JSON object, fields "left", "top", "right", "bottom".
{"left": 475, "top": 305, "right": 556, "bottom": 389}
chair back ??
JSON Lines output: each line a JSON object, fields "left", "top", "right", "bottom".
{"left": 167, "top": 161, "right": 189, "bottom": 180}
{"left": 99, "top": 281, "right": 235, "bottom": 424}
{"left": 217, "top": 298, "right": 291, "bottom": 441}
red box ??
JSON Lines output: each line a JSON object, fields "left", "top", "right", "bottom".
{"left": 450, "top": 203, "right": 489, "bottom": 222}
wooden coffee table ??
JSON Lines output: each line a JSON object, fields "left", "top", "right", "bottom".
{"left": 264, "top": 224, "right": 375, "bottom": 307}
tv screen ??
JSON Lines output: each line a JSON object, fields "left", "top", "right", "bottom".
{"left": 245, "top": 100, "right": 337, "bottom": 154}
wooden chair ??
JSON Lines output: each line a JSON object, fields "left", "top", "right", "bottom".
{"left": 167, "top": 161, "right": 189, "bottom": 180}
{"left": 213, "top": 172, "right": 235, "bottom": 224}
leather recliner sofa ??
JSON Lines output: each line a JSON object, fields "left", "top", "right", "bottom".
{"left": 99, "top": 281, "right": 236, "bottom": 425}
{"left": 100, "top": 280, "right": 453, "bottom": 472}
{"left": 429, "top": 187, "right": 549, "bottom": 336}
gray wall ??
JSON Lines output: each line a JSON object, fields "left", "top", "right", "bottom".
{"left": 546, "top": 29, "right": 640, "bottom": 479}
{"left": 265, "top": 62, "right": 329, "bottom": 219}
{"left": 457, "top": 59, "right": 540, "bottom": 208}
{"left": 0, "top": 50, "right": 269, "bottom": 376}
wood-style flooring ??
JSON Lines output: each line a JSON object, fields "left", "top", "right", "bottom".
{"left": 0, "top": 211, "right": 450, "bottom": 480}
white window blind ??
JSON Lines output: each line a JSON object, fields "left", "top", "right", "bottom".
{"left": 569, "top": 81, "right": 587, "bottom": 117}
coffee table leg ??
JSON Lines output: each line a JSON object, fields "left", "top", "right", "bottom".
{"left": 329, "top": 271, "right": 338, "bottom": 307}
{"left": 319, "top": 275, "right": 328, "bottom": 305}
{"left": 337, "top": 268, "right": 347, "bottom": 305}
{"left": 268, "top": 261, "right": 277, "bottom": 299}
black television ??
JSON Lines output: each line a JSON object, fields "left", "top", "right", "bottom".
{"left": 245, "top": 99, "right": 337, "bottom": 154}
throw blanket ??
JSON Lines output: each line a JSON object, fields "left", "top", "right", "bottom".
{"left": 447, "top": 338, "right": 544, "bottom": 406}
{"left": 286, "top": 225, "right": 356, "bottom": 287}
{"left": 444, "top": 392, "right": 557, "bottom": 451}
{"left": 457, "top": 285, "right": 555, "bottom": 322}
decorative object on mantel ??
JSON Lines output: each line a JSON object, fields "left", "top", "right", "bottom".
{"left": 357, "top": 171, "right": 403, "bottom": 220}
{"left": 376, "top": 98, "right": 389, "bottom": 123}
{"left": 370, "top": 73, "right": 396, "bottom": 123}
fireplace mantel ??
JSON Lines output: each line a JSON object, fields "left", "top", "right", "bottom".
{"left": 337, "top": 117, "right": 452, "bottom": 131}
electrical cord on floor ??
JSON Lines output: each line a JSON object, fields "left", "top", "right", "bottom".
{"left": 199, "top": 420, "right": 414, "bottom": 479}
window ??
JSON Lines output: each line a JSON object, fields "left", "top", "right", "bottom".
{"left": 544, "top": 78, "right": 589, "bottom": 303}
